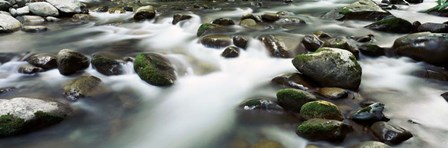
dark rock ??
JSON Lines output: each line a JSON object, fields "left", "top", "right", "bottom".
{"left": 365, "top": 16, "right": 413, "bottom": 33}
{"left": 134, "top": 53, "right": 176, "bottom": 86}
{"left": 63, "top": 75, "right": 101, "bottom": 101}
{"left": 392, "top": 32, "right": 448, "bottom": 68}
{"left": 314, "top": 31, "right": 333, "bottom": 39}
{"left": 322, "top": 0, "right": 391, "bottom": 21}
{"left": 123, "top": 7, "right": 133, "bottom": 12}
{"left": 200, "top": 34, "right": 232, "bottom": 48}
{"left": 172, "top": 14, "right": 192, "bottom": 25}
{"left": 18, "top": 64, "right": 44, "bottom": 74}
{"left": 276, "top": 88, "right": 317, "bottom": 112}
{"left": 241, "top": 14, "right": 262, "bottom": 22}
{"left": 221, "top": 46, "right": 240, "bottom": 58}
{"left": 56, "top": 49, "right": 90, "bottom": 75}
{"left": 21, "top": 26, "right": 48, "bottom": 33}
{"left": 0, "top": 87, "right": 15, "bottom": 94}
{"left": 239, "top": 98, "right": 283, "bottom": 112}
{"left": 442, "top": 92, "right": 448, "bottom": 101}
{"left": 271, "top": 73, "right": 313, "bottom": 90}
{"left": 404, "top": 0, "right": 423, "bottom": 4}
{"left": 197, "top": 23, "right": 221, "bottom": 37}
{"left": 323, "top": 36, "right": 360, "bottom": 58}
{"left": 351, "top": 34, "right": 374, "bottom": 43}
{"left": 133, "top": 5, "right": 156, "bottom": 21}
{"left": 351, "top": 103, "right": 389, "bottom": 124}
{"left": 300, "top": 100, "right": 344, "bottom": 121}
{"left": 212, "top": 18, "right": 235, "bottom": 26}
{"left": 301, "top": 34, "right": 323, "bottom": 52}
{"left": 258, "top": 35, "right": 290, "bottom": 58}
{"left": 0, "top": 1, "right": 10, "bottom": 11}
{"left": 350, "top": 141, "right": 391, "bottom": 148}
{"left": 0, "top": 53, "right": 21, "bottom": 64}
{"left": 370, "top": 121, "right": 413, "bottom": 145}
{"left": 359, "top": 44, "right": 386, "bottom": 57}
{"left": 261, "top": 13, "right": 280, "bottom": 22}
{"left": 296, "top": 118, "right": 352, "bottom": 142}
{"left": 318, "top": 87, "right": 348, "bottom": 99}
{"left": 91, "top": 55, "right": 124, "bottom": 76}
{"left": 25, "top": 53, "right": 57, "bottom": 70}
{"left": 96, "top": 6, "right": 109, "bottom": 12}
{"left": 233, "top": 35, "right": 248, "bottom": 49}
{"left": 417, "top": 23, "right": 448, "bottom": 33}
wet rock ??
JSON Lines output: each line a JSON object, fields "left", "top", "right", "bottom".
{"left": 0, "top": 0, "right": 10, "bottom": 11}
{"left": 197, "top": 23, "right": 221, "bottom": 37}
{"left": 28, "top": 2, "right": 59, "bottom": 17}
{"left": 365, "top": 16, "right": 413, "bottom": 33}
{"left": 405, "top": 0, "right": 423, "bottom": 4}
{"left": 252, "top": 139, "right": 284, "bottom": 148}
{"left": 18, "top": 64, "right": 44, "bottom": 74}
{"left": 172, "top": 14, "right": 192, "bottom": 25}
{"left": 212, "top": 18, "right": 235, "bottom": 26}
{"left": 239, "top": 98, "right": 283, "bottom": 112}
{"left": 271, "top": 73, "right": 313, "bottom": 90}
{"left": 314, "top": 31, "right": 332, "bottom": 39}
{"left": 71, "top": 14, "right": 92, "bottom": 22}
{"left": 275, "top": 17, "right": 306, "bottom": 27}
{"left": 96, "top": 6, "right": 108, "bottom": 12}
{"left": 241, "top": 14, "right": 262, "bottom": 22}
{"left": 0, "top": 87, "right": 14, "bottom": 94}
{"left": 301, "top": 34, "right": 323, "bottom": 52}
{"left": 200, "top": 34, "right": 232, "bottom": 48}
{"left": 258, "top": 35, "right": 290, "bottom": 58}
{"left": 276, "top": 88, "right": 317, "bottom": 112}
{"left": 63, "top": 75, "right": 102, "bottom": 101}
{"left": 442, "top": 92, "right": 448, "bottom": 101}
{"left": 134, "top": 53, "right": 176, "bottom": 86}
{"left": 123, "top": 7, "right": 133, "bottom": 12}
{"left": 296, "top": 118, "right": 351, "bottom": 142}
{"left": 56, "top": 49, "right": 90, "bottom": 75}
{"left": 221, "top": 46, "right": 240, "bottom": 58}
{"left": 45, "top": 16, "right": 60, "bottom": 22}
{"left": 11, "top": 6, "right": 29, "bottom": 16}
{"left": 46, "top": 0, "right": 83, "bottom": 14}
{"left": 239, "top": 18, "right": 257, "bottom": 27}
{"left": 359, "top": 44, "right": 385, "bottom": 57}
{"left": 108, "top": 7, "right": 125, "bottom": 14}
{"left": 22, "top": 15, "right": 45, "bottom": 24}
{"left": 417, "top": 23, "right": 448, "bottom": 33}
{"left": 318, "top": 87, "right": 348, "bottom": 99}
{"left": 351, "top": 34, "right": 375, "bottom": 43}
{"left": 0, "top": 14, "right": 21, "bottom": 33}
{"left": 133, "top": 5, "right": 155, "bottom": 21}
{"left": 300, "top": 100, "right": 344, "bottom": 121}
{"left": 0, "top": 97, "right": 70, "bottom": 137}
{"left": 351, "top": 103, "right": 389, "bottom": 124}
{"left": 0, "top": 53, "right": 20, "bottom": 64}
{"left": 323, "top": 36, "right": 360, "bottom": 58}
{"left": 292, "top": 47, "right": 362, "bottom": 90}
{"left": 349, "top": 141, "right": 390, "bottom": 148}
{"left": 233, "top": 35, "right": 248, "bottom": 49}
{"left": 392, "top": 32, "right": 448, "bottom": 68}
{"left": 91, "top": 55, "right": 124, "bottom": 76}
{"left": 370, "top": 122, "right": 413, "bottom": 145}
{"left": 322, "top": 0, "right": 390, "bottom": 21}
{"left": 22, "top": 25, "right": 48, "bottom": 33}
{"left": 261, "top": 13, "right": 280, "bottom": 22}
{"left": 25, "top": 53, "right": 57, "bottom": 70}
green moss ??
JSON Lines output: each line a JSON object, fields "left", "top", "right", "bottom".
{"left": 0, "top": 114, "right": 25, "bottom": 137}
{"left": 33, "top": 111, "right": 64, "bottom": 125}
{"left": 276, "top": 88, "right": 316, "bottom": 112}
{"left": 134, "top": 53, "right": 176, "bottom": 86}
{"left": 339, "top": 7, "right": 351, "bottom": 15}
{"left": 296, "top": 118, "right": 348, "bottom": 142}
{"left": 300, "top": 100, "right": 344, "bottom": 121}
{"left": 197, "top": 23, "right": 220, "bottom": 37}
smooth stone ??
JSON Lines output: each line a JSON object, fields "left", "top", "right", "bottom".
{"left": 63, "top": 75, "right": 102, "bottom": 101}
{"left": 365, "top": 16, "right": 413, "bottom": 33}
{"left": 300, "top": 100, "right": 344, "bottom": 121}
{"left": 359, "top": 44, "right": 386, "bottom": 57}
{"left": 296, "top": 118, "right": 351, "bottom": 142}
{"left": 417, "top": 23, "right": 448, "bottom": 33}
{"left": 301, "top": 34, "right": 323, "bottom": 52}
{"left": 261, "top": 13, "right": 280, "bottom": 22}
{"left": 258, "top": 35, "right": 290, "bottom": 58}
{"left": 318, "top": 87, "right": 348, "bottom": 99}
{"left": 134, "top": 53, "right": 176, "bottom": 86}
{"left": 46, "top": 0, "right": 83, "bottom": 14}
{"left": 0, "top": 14, "right": 21, "bottom": 32}
{"left": 200, "top": 34, "right": 232, "bottom": 48}
{"left": 276, "top": 88, "right": 317, "bottom": 112}
{"left": 28, "top": 2, "right": 59, "bottom": 17}
{"left": 133, "top": 5, "right": 155, "bottom": 21}
{"left": 221, "top": 46, "right": 240, "bottom": 58}
{"left": 370, "top": 122, "right": 413, "bottom": 145}
{"left": 351, "top": 103, "right": 389, "bottom": 124}
{"left": 22, "top": 25, "right": 48, "bottom": 33}
{"left": 212, "top": 18, "right": 235, "bottom": 26}
{"left": 12, "top": 6, "right": 29, "bottom": 16}
{"left": 239, "top": 18, "right": 257, "bottom": 27}
{"left": 232, "top": 35, "right": 248, "bottom": 49}
{"left": 45, "top": 16, "right": 60, "bottom": 22}
{"left": 91, "top": 55, "right": 124, "bottom": 76}
{"left": 172, "top": 14, "right": 192, "bottom": 25}
{"left": 22, "top": 15, "right": 45, "bottom": 24}
{"left": 18, "top": 64, "right": 44, "bottom": 74}
{"left": 56, "top": 49, "right": 90, "bottom": 75}
{"left": 24, "top": 53, "right": 57, "bottom": 70}
{"left": 196, "top": 23, "right": 221, "bottom": 37}
{"left": 271, "top": 73, "right": 314, "bottom": 90}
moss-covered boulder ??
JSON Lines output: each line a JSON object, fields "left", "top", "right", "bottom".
{"left": 56, "top": 49, "right": 89, "bottom": 76}
{"left": 322, "top": 0, "right": 390, "bottom": 21}
{"left": 197, "top": 23, "right": 221, "bottom": 37}
{"left": 0, "top": 97, "right": 70, "bottom": 137}
{"left": 300, "top": 100, "right": 344, "bottom": 121}
{"left": 134, "top": 53, "right": 176, "bottom": 86}
{"left": 296, "top": 118, "right": 351, "bottom": 142}
{"left": 63, "top": 75, "right": 102, "bottom": 101}
{"left": 365, "top": 17, "right": 414, "bottom": 33}
{"left": 351, "top": 102, "right": 389, "bottom": 124}
{"left": 349, "top": 141, "right": 390, "bottom": 148}
{"left": 292, "top": 47, "right": 362, "bottom": 90}
{"left": 91, "top": 55, "right": 124, "bottom": 76}
{"left": 370, "top": 121, "right": 413, "bottom": 145}
{"left": 276, "top": 88, "right": 317, "bottom": 112}
{"left": 133, "top": 5, "right": 156, "bottom": 21}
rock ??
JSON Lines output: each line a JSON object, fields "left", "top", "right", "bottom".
{"left": 45, "top": 16, "right": 60, "bottom": 22}
{"left": 200, "top": 34, "right": 232, "bottom": 48}
{"left": 241, "top": 14, "right": 262, "bottom": 22}
{"left": 351, "top": 34, "right": 375, "bottom": 43}
{"left": 365, "top": 16, "right": 414, "bottom": 33}
{"left": 370, "top": 122, "right": 413, "bottom": 145}
{"left": 417, "top": 23, "right": 448, "bottom": 33}
{"left": 276, "top": 88, "right": 317, "bottom": 112}
{"left": 28, "top": 2, "right": 59, "bottom": 17}
{"left": 404, "top": 0, "right": 423, "bottom": 4}
{"left": 252, "top": 139, "right": 284, "bottom": 148}
{"left": 296, "top": 118, "right": 351, "bottom": 142}
{"left": 18, "top": 64, "right": 44, "bottom": 74}
{"left": 392, "top": 32, "right": 448, "bottom": 68}
{"left": 133, "top": 5, "right": 155, "bottom": 21}
{"left": 301, "top": 34, "right": 323, "bottom": 52}
{"left": 292, "top": 47, "right": 362, "bottom": 90}
{"left": 95, "top": 6, "right": 108, "bottom": 12}
{"left": 22, "top": 15, "right": 45, "bottom": 24}
{"left": 322, "top": 0, "right": 390, "bottom": 21}
{"left": 108, "top": 7, "right": 125, "bottom": 14}
{"left": 442, "top": 92, "right": 448, "bottom": 101}
{"left": 271, "top": 73, "right": 313, "bottom": 90}
{"left": 300, "top": 100, "right": 344, "bottom": 121}
{"left": 323, "top": 36, "right": 360, "bottom": 58}
{"left": 63, "top": 75, "right": 101, "bottom": 101}
{"left": 349, "top": 141, "right": 390, "bottom": 148}
{"left": 172, "top": 14, "right": 192, "bottom": 25}
{"left": 123, "top": 6, "right": 133, "bottom": 12}
{"left": 359, "top": 44, "right": 385, "bottom": 57}
{"left": 71, "top": 14, "right": 91, "bottom": 22}
{"left": 134, "top": 53, "right": 176, "bottom": 86}
{"left": 261, "top": 13, "right": 280, "bottom": 22}
{"left": 12, "top": 6, "right": 30, "bottom": 16}
{"left": 0, "top": 87, "right": 15, "bottom": 94}
{"left": 275, "top": 17, "right": 306, "bottom": 28}
{"left": 232, "top": 35, "right": 248, "bottom": 49}
{"left": 0, "top": 97, "right": 70, "bottom": 137}
{"left": 21, "top": 25, "right": 48, "bottom": 33}
{"left": 0, "top": 11, "right": 9, "bottom": 15}
{"left": 0, "top": 0, "right": 10, "bottom": 11}
{"left": 91, "top": 55, "right": 124, "bottom": 76}
{"left": 0, "top": 53, "right": 20, "bottom": 64}
{"left": 24, "top": 53, "right": 57, "bottom": 70}
{"left": 239, "top": 18, "right": 257, "bottom": 27}
{"left": 314, "top": 31, "right": 333, "bottom": 39}
{"left": 258, "top": 35, "right": 290, "bottom": 58}
{"left": 0, "top": 14, "right": 21, "bottom": 33}
{"left": 46, "top": 0, "right": 83, "bottom": 14}
{"left": 212, "top": 18, "right": 235, "bottom": 26}
{"left": 56, "top": 49, "right": 90, "bottom": 75}
{"left": 351, "top": 103, "right": 389, "bottom": 124}
{"left": 239, "top": 98, "right": 283, "bottom": 112}
{"left": 221, "top": 46, "right": 240, "bottom": 58}
{"left": 197, "top": 23, "right": 221, "bottom": 37}
{"left": 318, "top": 87, "right": 348, "bottom": 99}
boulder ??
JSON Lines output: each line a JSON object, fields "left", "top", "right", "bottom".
{"left": 296, "top": 118, "right": 351, "bottom": 142}
{"left": 91, "top": 55, "right": 124, "bottom": 76}
{"left": 172, "top": 14, "right": 192, "bottom": 25}
{"left": 133, "top": 5, "right": 155, "bottom": 21}
{"left": 212, "top": 18, "right": 235, "bottom": 26}
{"left": 46, "top": 0, "right": 84, "bottom": 14}
{"left": 322, "top": 0, "right": 390, "bottom": 21}
{"left": 0, "top": 0, "right": 10, "bottom": 11}
{"left": 196, "top": 23, "right": 221, "bottom": 37}
{"left": 56, "top": 49, "right": 90, "bottom": 75}
{"left": 365, "top": 16, "right": 413, "bottom": 33}
{"left": 28, "top": 2, "right": 59, "bottom": 17}
{"left": 301, "top": 34, "right": 323, "bottom": 52}
{"left": 351, "top": 103, "right": 389, "bottom": 124}
{"left": 134, "top": 53, "right": 176, "bottom": 86}
{"left": 276, "top": 88, "right": 317, "bottom": 112}
{"left": 300, "top": 100, "right": 344, "bottom": 121}
{"left": 258, "top": 35, "right": 290, "bottom": 58}
{"left": 221, "top": 46, "right": 240, "bottom": 58}
{"left": 25, "top": 53, "right": 57, "bottom": 70}
{"left": 239, "top": 18, "right": 257, "bottom": 27}
{"left": 359, "top": 44, "right": 385, "bottom": 57}
{"left": 0, "top": 14, "right": 21, "bottom": 33}
{"left": 417, "top": 23, "right": 448, "bottom": 33}
{"left": 261, "top": 13, "right": 280, "bottom": 22}
{"left": 232, "top": 35, "right": 248, "bottom": 49}
{"left": 63, "top": 75, "right": 101, "bottom": 101}
{"left": 323, "top": 36, "right": 360, "bottom": 58}
{"left": 200, "top": 34, "right": 232, "bottom": 48}
{"left": 370, "top": 122, "right": 413, "bottom": 145}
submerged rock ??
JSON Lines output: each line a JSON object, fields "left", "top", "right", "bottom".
{"left": 261, "top": 13, "right": 280, "bottom": 22}
{"left": 349, "top": 141, "right": 390, "bottom": 148}
{"left": 91, "top": 55, "right": 124, "bottom": 76}
{"left": 276, "top": 88, "right": 317, "bottom": 112}
{"left": 221, "top": 46, "right": 240, "bottom": 58}
{"left": 22, "top": 25, "right": 48, "bottom": 33}
{"left": 296, "top": 118, "right": 351, "bottom": 142}
{"left": 292, "top": 47, "right": 362, "bottom": 90}
{"left": 301, "top": 34, "right": 323, "bottom": 52}
{"left": 56, "top": 49, "right": 89, "bottom": 75}
{"left": 417, "top": 23, "right": 448, "bottom": 33}
{"left": 63, "top": 75, "right": 102, "bottom": 101}
{"left": 351, "top": 103, "right": 389, "bottom": 124}
{"left": 25, "top": 53, "right": 57, "bottom": 70}
{"left": 134, "top": 53, "right": 176, "bottom": 86}
{"left": 18, "top": 64, "right": 44, "bottom": 74}
{"left": 392, "top": 32, "right": 448, "bottom": 68}
{"left": 212, "top": 18, "right": 235, "bottom": 26}
{"left": 0, "top": 14, "right": 21, "bottom": 33}
{"left": 322, "top": 0, "right": 390, "bottom": 21}
{"left": 0, "top": 97, "right": 70, "bottom": 137}
{"left": 258, "top": 35, "right": 290, "bottom": 58}
{"left": 200, "top": 34, "right": 232, "bottom": 48}
{"left": 133, "top": 5, "right": 156, "bottom": 21}
{"left": 370, "top": 121, "right": 413, "bottom": 145}
{"left": 300, "top": 100, "right": 344, "bottom": 121}
{"left": 172, "top": 14, "right": 192, "bottom": 25}
{"left": 365, "top": 16, "right": 413, "bottom": 33}
{"left": 271, "top": 73, "right": 313, "bottom": 90}
{"left": 232, "top": 35, "right": 248, "bottom": 49}
{"left": 317, "top": 87, "right": 348, "bottom": 99}
{"left": 197, "top": 23, "right": 221, "bottom": 37}
{"left": 28, "top": 2, "right": 59, "bottom": 17}
{"left": 239, "top": 98, "right": 283, "bottom": 112}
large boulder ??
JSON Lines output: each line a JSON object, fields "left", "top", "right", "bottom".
{"left": 276, "top": 88, "right": 317, "bottom": 112}
{"left": 134, "top": 53, "right": 176, "bottom": 86}
{"left": 417, "top": 23, "right": 448, "bottom": 33}
{"left": 25, "top": 53, "right": 57, "bottom": 70}
{"left": 63, "top": 75, "right": 102, "bottom": 101}
{"left": 322, "top": 0, "right": 390, "bottom": 21}
{"left": 296, "top": 118, "right": 351, "bottom": 142}
{"left": 56, "top": 49, "right": 90, "bottom": 75}
{"left": 196, "top": 23, "right": 221, "bottom": 37}
{"left": 91, "top": 55, "right": 124, "bottom": 76}
{"left": 0, "top": 97, "right": 70, "bottom": 137}
{"left": 0, "top": 14, "right": 21, "bottom": 33}
{"left": 370, "top": 122, "right": 413, "bottom": 145}
{"left": 46, "top": 0, "right": 83, "bottom": 14}
{"left": 392, "top": 32, "right": 448, "bottom": 68}
{"left": 300, "top": 100, "right": 344, "bottom": 121}
{"left": 133, "top": 5, "right": 155, "bottom": 21}
{"left": 365, "top": 16, "right": 413, "bottom": 33}
{"left": 292, "top": 47, "right": 362, "bottom": 90}
{"left": 28, "top": 2, "right": 59, "bottom": 17}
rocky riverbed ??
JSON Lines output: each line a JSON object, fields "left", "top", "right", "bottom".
{"left": 0, "top": 0, "right": 447, "bottom": 148}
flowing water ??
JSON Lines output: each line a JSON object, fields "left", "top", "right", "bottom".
{"left": 0, "top": 0, "right": 448, "bottom": 148}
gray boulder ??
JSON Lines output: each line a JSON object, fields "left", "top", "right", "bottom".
{"left": 46, "top": 0, "right": 83, "bottom": 14}
{"left": 322, "top": 0, "right": 390, "bottom": 21}
{"left": 0, "top": 14, "right": 21, "bottom": 33}
{"left": 28, "top": 2, "right": 59, "bottom": 17}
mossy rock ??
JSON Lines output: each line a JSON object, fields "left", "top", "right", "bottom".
{"left": 365, "top": 16, "right": 413, "bottom": 33}
{"left": 300, "top": 100, "right": 344, "bottom": 121}
{"left": 0, "top": 114, "right": 25, "bottom": 137}
{"left": 134, "top": 53, "right": 176, "bottom": 86}
{"left": 276, "top": 88, "right": 317, "bottom": 112}
{"left": 63, "top": 75, "right": 102, "bottom": 101}
{"left": 296, "top": 118, "right": 351, "bottom": 142}
{"left": 197, "top": 23, "right": 221, "bottom": 37}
